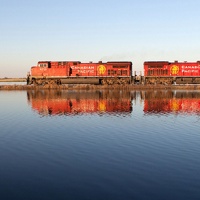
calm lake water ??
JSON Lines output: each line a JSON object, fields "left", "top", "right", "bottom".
{"left": 0, "top": 89, "right": 200, "bottom": 200}
{"left": 0, "top": 82, "right": 26, "bottom": 85}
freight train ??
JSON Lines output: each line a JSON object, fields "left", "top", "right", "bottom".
{"left": 144, "top": 61, "right": 200, "bottom": 84}
{"left": 27, "top": 60, "right": 200, "bottom": 85}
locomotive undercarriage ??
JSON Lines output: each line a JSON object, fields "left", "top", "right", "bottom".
{"left": 145, "top": 77, "right": 174, "bottom": 85}
{"left": 175, "top": 77, "right": 200, "bottom": 84}
{"left": 28, "top": 77, "right": 131, "bottom": 85}
{"left": 101, "top": 77, "right": 130, "bottom": 85}
{"left": 31, "top": 78, "right": 61, "bottom": 86}
{"left": 145, "top": 77, "right": 200, "bottom": 85}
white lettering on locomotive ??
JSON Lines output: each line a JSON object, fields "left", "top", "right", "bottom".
{"left": 71, "top": 66, "right": 95, "bottom": 70}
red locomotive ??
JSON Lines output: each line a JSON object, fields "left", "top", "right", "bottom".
{"left": 144, "top": 61, "right": 200, "bottom": 84}
{"left": 27, "top": 61, "right": 132, "bottom": 85}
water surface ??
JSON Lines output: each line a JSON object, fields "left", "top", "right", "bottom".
{"left": 0, "top": 82, "right": 26, "bottom": 85}
{"left": 0, "top": 90, "right": 200, "bottom": 200}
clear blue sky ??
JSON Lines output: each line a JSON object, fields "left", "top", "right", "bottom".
{"left": 1, "top": 0, "right": 200, "bottom": 77}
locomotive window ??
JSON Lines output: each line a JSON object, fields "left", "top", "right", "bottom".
{"left": 39, "top": 64, "right": 47, "bottom": 67}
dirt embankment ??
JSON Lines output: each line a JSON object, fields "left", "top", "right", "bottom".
{"left": 1, "top": 84, "right": 200, "bottom": 90}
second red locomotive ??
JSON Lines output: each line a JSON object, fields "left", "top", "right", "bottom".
{"left": 144, "top": 61, "right": 200, "bottom": 84}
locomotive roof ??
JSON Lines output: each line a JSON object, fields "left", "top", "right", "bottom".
{"left": 144, "top": 61, "right": 200, "bottom": 64}
{"left": 38, "top": 61, "right": 132, "bottom": 64}
{"left": 144, "top": 61, "right": 169, "bottom": 64}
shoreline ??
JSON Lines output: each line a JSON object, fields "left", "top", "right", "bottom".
{"left": 1, "top": 84, "right": 200, "bottom": 90}
{"left": 0, "top": 78, "right": 26, "bottom": 82}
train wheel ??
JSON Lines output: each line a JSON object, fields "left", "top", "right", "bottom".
{"left": 101, "top": 79, "right": 107, "bottom": 85}
{"left": 32, "top": 79, "right": 38, "bottom": 86}
{"left": 57, "top": 79, "right": 61, "bottom": 85}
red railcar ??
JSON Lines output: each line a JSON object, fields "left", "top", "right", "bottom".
{"left": 28, "top": 61, "right": 132, "bottom": 85}
{"left": 144, "top": 61, "right": 200, "bottom": 84}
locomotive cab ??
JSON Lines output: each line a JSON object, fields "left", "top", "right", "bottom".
{"left": 37, "top": 62, "right": 50, "bottom": 68}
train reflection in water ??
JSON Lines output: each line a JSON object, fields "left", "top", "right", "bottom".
{"left": 27, "top": 90, "right": 133, "bottom": 116}
{"left": 143, "top": 90, "right": 200, "bottom": 115}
